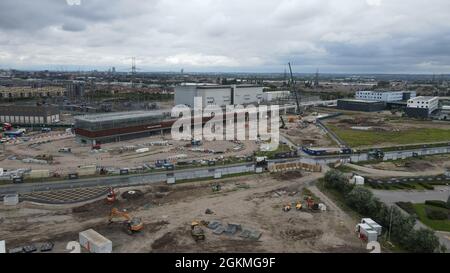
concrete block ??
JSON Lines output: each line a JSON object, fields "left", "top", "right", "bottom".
{"left": 3, "top": 194, "right": 19, "bottom": 206}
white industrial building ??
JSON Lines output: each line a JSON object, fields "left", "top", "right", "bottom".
{"left": 407, "top": 96, "right": 439, "bottom": 112}
{"left": 263, "top": 91, "right": 291, "bottom": 102}
{"left": 407, "top": 96, "right": 439, "bottom": 114}
{"left": 175, "top": 84, "right": 264, "bottom": 108}
{"left": 355, "top": 90, "right": 416, "bottom": 102}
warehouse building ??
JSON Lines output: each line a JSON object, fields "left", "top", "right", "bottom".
{"left": 0, "top": 105, "right": 60, "bottom": 125}
{"left": 405, "top": 96, "right": 439, "bottom": 118}
{"left": 337, "top": 99, "right": 386, "bottom": 112}
{"left": 74, "top": 110, "right": 173, "bottom": 144}
{"left": 263, "top": 90, "right": 291, "bottom": 102}
{"left": 355, "top": 90, "right": 416, "bottom": 102}
{"left": 175, "top": 84, "right": 264, "bottom": 108}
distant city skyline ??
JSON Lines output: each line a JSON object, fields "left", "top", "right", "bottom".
{"left": 1, "top": 0, "right": 450, "bottom": 74}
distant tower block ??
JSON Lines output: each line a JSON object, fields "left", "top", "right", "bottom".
{"left": 131, "top": 57, "right": 137, "bottom": 75}
{"left": 314, "top": 69, "right": 319, "bottom": 88}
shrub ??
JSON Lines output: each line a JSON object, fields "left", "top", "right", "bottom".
{"left": 419, "top": 183, "right": 434, "bottom": 190}
{"left": 405, "top": 228, "right": 441, "bottom": 253}
{"left": 425, "top": 200, "right": 449, "bottom": 209}
{"left": 399, "top": 182, "right": 415, "bottom": 189}
{"left": 425, "top": 208, "right": 448, "bottom": 220}
{"left": 324, "top": 170, "right": 353, "bottom": 193}
{"left": 396, "top": 202, "right": 416, "bottom": 216}
{"left": 345, "top": 187, "right": 378, "bottom": 216}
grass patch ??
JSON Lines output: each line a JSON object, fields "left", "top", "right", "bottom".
{"left": 255, "top": 144, "right": 292, "bottom": 159}
{"left": 412, "top": 204, "right": 450, "bottom": 232}
{"left": 396, "top": 202, "right": 417, "bottom": 216}
{"left": 327, "top": 125, "right": 450, "bottom": 148}
{"left": 334, "top": 164, "right": 357, "bottom": 173}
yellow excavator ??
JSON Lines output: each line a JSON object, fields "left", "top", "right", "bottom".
{"left": 191, "top": 221, "right": 205, "bottom": 241}
{"left": 108, "top": 208, "right": 144, "bottom": 235}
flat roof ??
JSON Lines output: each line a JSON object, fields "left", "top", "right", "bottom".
{"left": 409, "top": 96, "right": 438, "bottom": 101}
{"left": 357, "top": 90, "right": 410, "bottom": 93}
{"left": 338, "top": 99, "right": 382, "bottom": 103}
{"left": 79, "top": 229, "right": 111, "bottom": 245}
{"left": 74, "top": 110, "right": 168, "bottom": 123}
{"left": 178, "top": 84, "right": 263, "bottom": 90}
{"left": 198, "top": 84, "right": 263, "bottom": 89}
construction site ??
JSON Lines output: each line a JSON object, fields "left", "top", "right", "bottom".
{"left": 1, "top": 62, "right": 450, "bottom": 255}
{"left": 0, "top": 172, "right": 365, "bottom": 253}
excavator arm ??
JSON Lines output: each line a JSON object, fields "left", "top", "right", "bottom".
{"left": 109, "top": 208, "right": 131, "bottom": 222}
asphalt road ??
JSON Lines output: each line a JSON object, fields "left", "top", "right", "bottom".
{"left": 0, "top": 162, "right": 254, "bottom": 196}
{"left": 372, "top": 186, "right": 450, "bottom": 205}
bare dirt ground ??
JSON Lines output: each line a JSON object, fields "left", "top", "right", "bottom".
{"left": 346, "top": 163, "right": 444, "bottom": 177}
{"left": 0, "top": 173, "right": 364, "bottom": 253}
{"left": 281, "top": 114, "right": 337, "bottom": 148}
{"left": 0, "top": 133, "right": 259, "bottom": 175}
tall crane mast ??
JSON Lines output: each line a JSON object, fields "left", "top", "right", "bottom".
{"left": 288, "top": 62, "right": 301, "bottom": 115}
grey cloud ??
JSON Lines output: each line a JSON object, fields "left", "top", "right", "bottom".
{"left": 0, "top": 0, "right": 450, "bottom": 73}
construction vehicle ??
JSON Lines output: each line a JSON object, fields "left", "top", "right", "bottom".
{"left": 368, "top": 149, "right": 384, "bottom": 160}
{"left": 108, "top": 208, "right": 143, "bottom": 235}
{"left": 288, "top": 116, "right": 299, "bottom": 123}
{"left": 58, "top": 148, "right": 72, "bottom": 153}
{"left": 106, "top": 187, "right": 117, "bottom": 203}
{"left": 306, "top": 197, "right": 315, "bottom": 209}
{"left": 191, "top": 221, "right": 205, "bottom": 241}
{"left": 295, "top": 201, "right": 303, "bottom": 210}
{"left": 283, "top": 203, "right": 292, "bottom": 212}
{"left": 92, "top": 144, "right": 102, "bottom": 150}
{"left": 3, "top": 123, "right": 12, "bottom": 131}
{"left": 211, "top": 184, "right": 221, "bottom": 192}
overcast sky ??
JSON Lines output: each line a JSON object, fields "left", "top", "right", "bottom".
{"left": 0, "top": 0, "right": 450, "bottom": 73}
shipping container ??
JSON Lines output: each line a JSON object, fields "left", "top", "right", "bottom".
{"left": 79, "top": 229, "right": 112, "bottom": 253}
{"left": 3, "top": 194, "right": 19, "bottom": 206}
{"left": 361, "top": 218, "right": 382, "bottom": 236}
{"left": 25, "top": 169, "right": 50, "bottom": 179}
{"left": 0, "top": 241, "right": 5, "bottom": 253}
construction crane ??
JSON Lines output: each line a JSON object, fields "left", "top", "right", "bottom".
{"left": 288, "top": 62, "right": 302, "bottom": 115}
{"left": 108, "top": 208, "right": 144, "bottom": 235}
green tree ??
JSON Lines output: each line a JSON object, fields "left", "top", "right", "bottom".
{"left": 406, "top": 229, "right": 441, "bottom": 253}
{"left": 324, "top": 170, "right": 353, "bottom": 193}
{"left": 375, "top": 205, "right": 415, "bottom": 246}
{"left": 345, "top": 187, "right": 377, "bottom": 216}
{"left": 447, "top": 195, "right": 450, "bottom": 208}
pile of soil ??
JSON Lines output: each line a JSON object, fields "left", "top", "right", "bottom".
{"left": 280, "top": 229, "right": 323, "bottom": 241}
